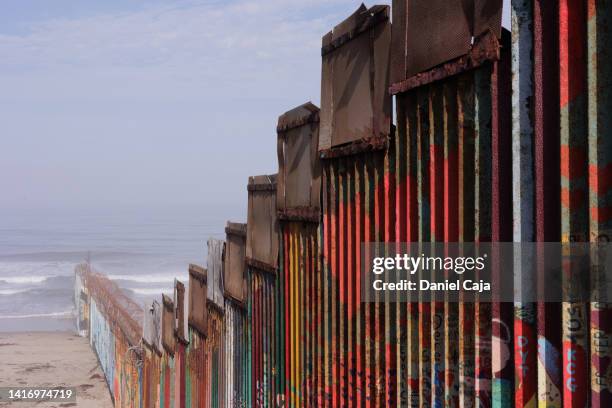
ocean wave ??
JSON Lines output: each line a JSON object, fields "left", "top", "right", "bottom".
{"left": 0, "top": 275, "right": 51, "bottom": 284}
{"left": 0, "top": 261, "right": 75, "bottom": 282}
{"left": 109, "top": 274, "right": 188, "bottom": 284}
{"left": 0, "top": 274, "right": 74, "bottom": 285}
{"left": 129, "top": 287, "right": 174, "bottom": 296}
{"left": 0, "top": 288, "right": 30, "bottom": 295}
{"left": 0, "top": 310, "right": 74, "bottom": 319}
{"left": 0, "top": 250, "right": 154, "bottom": 262}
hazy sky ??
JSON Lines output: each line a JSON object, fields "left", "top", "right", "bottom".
{"left": 0, "top": 0, "right": 511, "bottom": 222}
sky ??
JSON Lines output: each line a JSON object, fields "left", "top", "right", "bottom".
{"left": 0, "top": 0, "right": 511, "bottom": 223}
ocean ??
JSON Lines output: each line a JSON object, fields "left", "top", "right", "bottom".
{"left": 0, "top": 212, "right": 229, "bottom": 332}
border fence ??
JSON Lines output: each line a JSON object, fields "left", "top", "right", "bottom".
{"left": 74, "top": 1, "right": 611, "bottom": 406}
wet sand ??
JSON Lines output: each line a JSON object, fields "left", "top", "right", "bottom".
{"left": 0, "top": 332, "right": 113, "bottom": 407}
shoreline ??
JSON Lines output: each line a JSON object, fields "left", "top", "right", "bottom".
{"left": 0, "top": 315, "right": 75, "bottom": 333}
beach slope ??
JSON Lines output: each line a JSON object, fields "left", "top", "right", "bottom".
{"left": 0, "top": 332, "right": 113, "bottom": 407}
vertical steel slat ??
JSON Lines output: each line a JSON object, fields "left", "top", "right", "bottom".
{"left": 560, "top": 1, "right": 590, "bottom": 407}
{"left": 363, "top": 157, "right": 374, "bottom": 408}
{"left": 269, "top": 272, "right": 274, "bottom": 407}
{"left": 532, "top": 1, "right": 564, "bottom": 407}
{"left": 374, "top": 154, "right": 385, "bottom": 407}
{"left": 290, "top": 225, "right": 297, "bottom": 407}
{"left": 402, "top": 90, "right": 421, "bottom": 408}
{"left": 395, "top": 92, "right": 409, "bottom": 408}
{"left": 330, "top": 160, "right": 339, "bottom": 408}
{"left": 323, "top": 163, "right": 331, "bottom": 407}
{"left": 308, "top": 226, "right": 312, "bottom": 407}
{"left": 277, "top": 233, "right": 290, "bottom": 405}
{"left": 268, "top": 273, "right": 272, "bottom": 407}
{"left": 587, "top": 0, "right": 612, "bottom": 406}
{"left": 301, "top": 224, "right": 307, "bottom": 406}
{"left": 297, "top": 226, "right": 303, "bottom": 406}
{"left": 247, "top": 271, "right": 252, "bottom": 408}
{"left": 354, "top": 158, "right": 365, "bottom": 408}
{"left": 266, "top": 272, "right": 270, "bottom": 407}
{"left": 416, "top": 86, "right": 432, "bottom": 408}
{"left": 284, "top": 227, "right": 290, "bottom": 407}
{"left": 287, "top": 231, "right": 297, "bottom": 406}
{"left": 304, "top": 225, "right": 309, "bottom": 406}
{"left": 512, "top": 2, "right": 538, "bottom": 408}
{"left": 309, "top": 225, "right": 316, "bottom": 406}
{"left": 262, "top": 273, "right": 267, "bottom": 407}
{"left": 309, "top": 224, "right": 315, "bottom": 407}
{"left": 256, "top": 273, "right": 262, "bottom": 408}
{"left": 385, "top": 141, "right": 397, "bottom": 407}
{"left": 491, "top": 29, "right": 516, "bottom": 408}
{"left": 474, "top": 64, "right": 493, "bottom": 408}
{"left": 338, "top": 158, "right": 347, "bottom": 408}
{"left": 260, "top": 273, "right": 264, "bottom": 406}
{"left": 288, "top": 230, "right": 293, "bottom": 407}
{"left": 276, "top": 235, "right": 283, "bottom": 408}
{"left": 274, "top": 255, "right": 278, "bottom": 407}
{"left": 227, "top": 304, "right": 232, "bottom": 408}
{"left": 317, "top": 222, "right": 325, "bottom": 407}
{"left": 428, "top": 82, "right": 446, "bottom": 408}
{"left": 269, "top": 272, "right": 273, "bottom": 407}
{"left": 457, "top": 73, "right": 476, "bottom": 408}
{"left": 252, "top": 271, "right": 257, "bottom": 407}
{"left": 346, "top": 158, "right": 356, "bottom": 407}
{"left": 261, "top": 272, "right": 265, "bottom": 407}
{"left": 443, "top": 81, "right": 460, "bottom": 408}
{"left": 252, "top": 271, "right": 256, "bottom": 407}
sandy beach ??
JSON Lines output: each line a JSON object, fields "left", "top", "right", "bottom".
{"left": 0, "top": 332, "right": 113, "bottom": 407}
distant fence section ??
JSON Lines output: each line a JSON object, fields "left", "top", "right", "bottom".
{"left": 75, "top": 1, "right": 611, "bottom": 407}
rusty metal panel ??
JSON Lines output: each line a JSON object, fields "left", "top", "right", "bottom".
{"left": 174, "top": 279, "right": 188, "bottom": 344}
{"left": 246, "top": 174, "right": 279, "bottom": 271}
{"left": 390, "top": 1, "right": 503, "bottom": 86}
{"left": 405, "top": 0, "right": 471, "bottom": 78}
{"left": 162, "top": 294, "right": 176, "bottom": 356}
{"left": 473, "top": 0, "right": 503, "bottom": 38}
{"left": 224, "top": 222, "right": 247, "bottom": 304}
{"left": 390, "top": 0, "right": 408, "bottom": 87}
{"left": 207, "top": 238, "right": 225, "bottom": 310}
{"left": 188, "top": 263, "right": 208, "bottom": 337}
{"left": 319, "top": 4, "right": 391, "bottom": 150}
{"left": 277, "top": 102, "right": 321, "bottom": 219}
{"left": 144, "top": 299, "right": 162, "bottom": 354}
